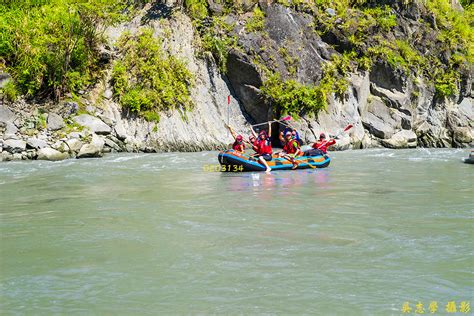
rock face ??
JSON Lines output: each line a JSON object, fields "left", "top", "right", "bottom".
{"left": 73, "top": 114, "right": 112, "bottom": 135}
{"left": 0, "top": 1, "right": 472, "bottom": 163}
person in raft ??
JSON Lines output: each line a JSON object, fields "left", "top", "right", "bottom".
{"left": 226, "top": 125, "right": 245, "bottom": 153}
{"left": 282, "top": 127, "right": 302, "bottom": 146}
{"left": 279, "top": 131, "right": 302, "bottom": 169}
{"left": 312, "top": 133, "right": 336, "bottom": 154}
{"left": 250, "top": 122, "right": 273, "bottom": 172}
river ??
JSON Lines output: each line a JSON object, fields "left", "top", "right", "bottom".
{"left": 0, "top": 148, "right": 472, "bottom": 314}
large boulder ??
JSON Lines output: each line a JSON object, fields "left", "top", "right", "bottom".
{"left": 3, "top": 139, "right": 26, "bottom": 153}
{"left": 77, "top": 144, "right": 103, "bottom": 158}
{"left": 73, "top": 114, "right": 111, "bottom": 134}
{"left": 26, "top": 138, "right": 48, "bottom": 150}
{"left": 77, "top": 134, "right": 104, "bottom": 158}
{"left": 47, "top": 113, "right": 65, "bottom": 131}
{"left": 37, "top": 147, "right": 69, "bottom": 161}
{"left": 66, "top": 138, "right": 83, "bottom": 153}
{"left": 381, "top": 130, "right": 417, "bottom": 149}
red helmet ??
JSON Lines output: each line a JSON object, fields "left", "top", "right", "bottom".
{"left": 319, "top": 133, "right": 326, "bottom": 139}
{"left": 236, "top": 135, "right": 243, "bottom": 141}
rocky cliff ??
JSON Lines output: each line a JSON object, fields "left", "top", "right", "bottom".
{"left": 0, "top": 0, "right": 472, "bottom": 162}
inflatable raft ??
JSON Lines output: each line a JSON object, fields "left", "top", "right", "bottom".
{"left": 218, "top": 150, "right": 331, "bottom": 172}
{"left": 463, "top": 152, "right": 474, "bottom": 164}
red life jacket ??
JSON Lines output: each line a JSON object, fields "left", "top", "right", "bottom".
{"left": 232, "top": 142, "right": 245, "bottom": 152}
{"left": 257, "top": 138, "right": 272, "bottom": 155}
{"left": 312, "top": 139, "right": 336, "bottom": 154}
{"left": 283, "top": 139, "right": 299, "bottom": 154}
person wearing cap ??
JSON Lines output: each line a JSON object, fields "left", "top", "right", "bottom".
{"left": 232, "top": 135, "right": 245, "bottom": 153}
{"left": 279, "top": 131, "right": 301, "bottom": 169}
{"left": 226, "top": 125, "right": 246, "bottom": 153}
{"left": 251, "top": 122, "right": 273, "bottom": 172}
{"left": 312, "top": 133, "right": 336, "bottom": 154}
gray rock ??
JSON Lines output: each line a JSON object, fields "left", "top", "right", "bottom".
{"left": 77, "top": 144, "right": 103, "bottom": 158}
{"left": 26, "top": 149, "right": 36, "bottom": 160}
{"left": 5, "top": 121, "right": 18, "bottom": 135}
{"left": 3, "top": 139, "right": 26, "bottom": 153}
{"left": 325, "top": 8, "right": 336, "bottom": 16}
{"left": 64, "top": 101, "right": 79, "bottom": 116}
{"left": 47, "top": 113, "right": 65, "bottom": 131}
{"left": 26, "top": 138, "right": 48, "bottom": 150}
{"left": 452, "top": 127, "right": 473, "bottom": 145}
{"left": 0, "top": 151, "right": 13, "bottom": 161}
{"left": 0, "top": 105, "right": 15, "bottom": 123}
{"left": 91, "top": 134, "right": 105, "bottom": 152}
{"left": 66, "top": 138, "right": 83, "bottom": 153}
{"left": 98, "top": 113, "right": 115, "bottom": 127}
{"left": 37, "top": 147, "right": 69, "bottom": 161}
{"left": 104, "top": 138, "right": 121, "bottom": 151}
{"left": 114, "top": 123, "right": 128, "bottom": 140}
{"left": 73, "top": 114, "right": 111, "bottom": 134}
{"left": 12, "top": 153, "right": 22, "bottom": 161}
{"left": 361, "top": 97, "right": 399, "bottom": 139}
{"left": 51, "top": 140, "right": 69, "bottom": 153}
{"left": 104, "top": 89, "right": 113, "bottom": 100}
{"left": 68, "top": 132, "right": 83, "bottom": 139}
{"left": 381, "top": 130, "right": 417, "bottom": 149}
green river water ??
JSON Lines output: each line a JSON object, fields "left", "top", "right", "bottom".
{"left": 0, "top": 148, "right": 472, "bottom": 315}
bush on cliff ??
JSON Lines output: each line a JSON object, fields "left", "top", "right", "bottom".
{"left": 0, "top": 0, "right": 125, "bottom": 100}
{"left": 111, "top": 28, "right": 194, "bottom": 122}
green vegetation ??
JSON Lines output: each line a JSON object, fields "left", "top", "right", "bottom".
{"left": 111, "top": 29, "right": 194, "bottom": 122}
{"left": 183, "top": 0, "right": 208, "bottom": 20}
{"left": 0, "top": 0, "right": 126, "bottom": 100}
{"left": 198, "top": 16, "right": 237, "bottom": 72}
{"left": 261, "top": 73, "right": 328, "bottom": 117}
{"left": 246, "top": 7, "right": 265, "bottom": 33}
{"left": 0, "top": 80, "right": 18, "bottom": 102}
{"left": 260, "top": 51, "right": 354, "bottom": 116}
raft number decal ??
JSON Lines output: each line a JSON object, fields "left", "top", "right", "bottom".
{"left": 203, "top": 164, "right": 244, "bottom": 172}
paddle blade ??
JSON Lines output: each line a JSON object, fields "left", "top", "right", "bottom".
{"left": 281, "top": 115, "right": 292, "bottom": 121}
{"left": 343, "top": 124, "right": 353, "bottom": 132}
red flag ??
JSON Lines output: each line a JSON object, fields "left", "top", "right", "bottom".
{"left": 227, "top": 95, "right": 231, "bottom": 105}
